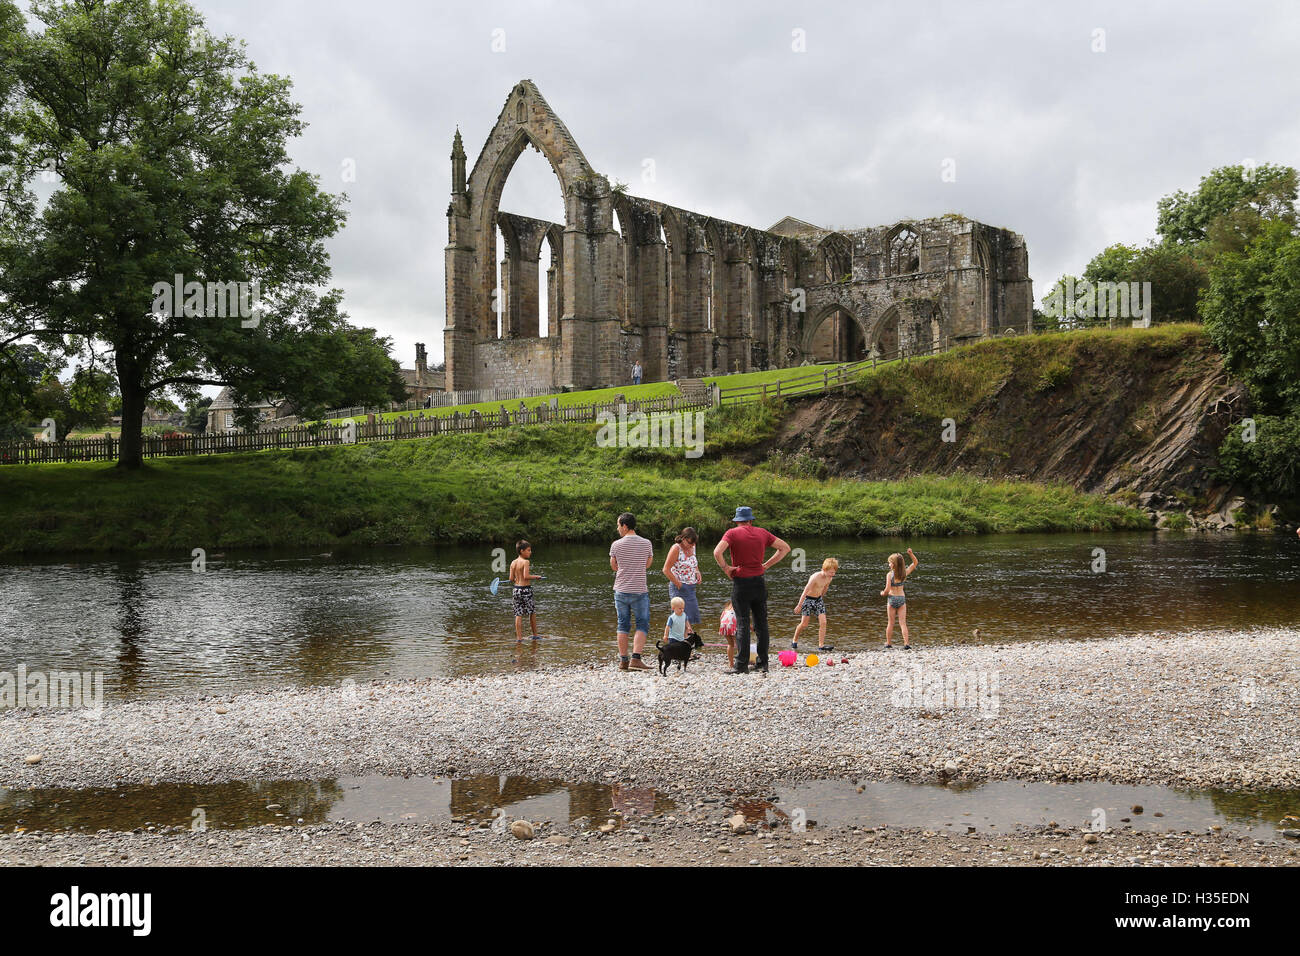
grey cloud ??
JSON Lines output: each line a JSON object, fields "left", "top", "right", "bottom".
{"left": 187, "top": 0, "right": 1300, "bottom": 365}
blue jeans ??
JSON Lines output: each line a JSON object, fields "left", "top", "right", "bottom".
{"left": 614, "top": 590, "right": 650, "bottom": 635}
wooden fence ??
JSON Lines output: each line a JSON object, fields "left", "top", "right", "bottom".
{"left": 324, "top": 384, "right": 557, "bottom": 420}
{"left": 716, "top": 339, "right": 946, "bottom": 405}
{"left": 0, "top": 394, "right": 711, "bottom": 465}
{"left": 1, "top": 334, "right": 982, "bottom": 466}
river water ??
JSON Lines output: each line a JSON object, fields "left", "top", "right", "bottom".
{"left": 1, "top": 532, "right": 1297, "bottom": 700}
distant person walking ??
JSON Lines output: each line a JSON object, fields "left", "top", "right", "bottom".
{"left": 632, "top": 360, "right": 643, "bottom": 386}
{"left": 713, "top": 506, "right": 791, "bottom": 673}
{"left": 663, "top": 528, "right": 702, "bottom": 639}
{"left": 610, "top": 511, "right": 654, "bottom": 671}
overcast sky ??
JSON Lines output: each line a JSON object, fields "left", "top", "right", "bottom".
{"left": 176, "top": 0, "right": 1300, "bottom": 368}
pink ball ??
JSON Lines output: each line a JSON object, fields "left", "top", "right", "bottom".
{"left": 778, "top": 650, "right": 797, "bottom": 667}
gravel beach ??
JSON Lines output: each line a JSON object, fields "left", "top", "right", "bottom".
{"left": 4, "top": 628, "right": 1298, "bottom": 793}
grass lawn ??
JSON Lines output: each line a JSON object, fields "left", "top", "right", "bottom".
{"left": 325, "top": 360, "right": 851, "bottom": 424}
{"left": 0, "top": 402, "right": 1147, "bottom": 555}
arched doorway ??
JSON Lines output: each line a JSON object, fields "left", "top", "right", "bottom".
{"left": 805, "top": 305, "right": 868, "bottom": 363}
{"left": 872, "top": 305, "right": 900, "bottom": 358}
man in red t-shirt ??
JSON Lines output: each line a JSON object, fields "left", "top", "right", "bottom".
{"left": 713, "top": 506, "right": 791, "bottom": 674}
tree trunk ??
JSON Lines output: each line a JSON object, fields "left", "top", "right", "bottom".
{"left": 117, "top": 378, "right": 146, "bottom": 469}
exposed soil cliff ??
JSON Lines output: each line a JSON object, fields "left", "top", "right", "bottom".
{"left": 751, "top": 327, "right": 1255, "bottom": 521}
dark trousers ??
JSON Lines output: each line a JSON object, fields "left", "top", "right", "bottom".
{"left": 731, "top": 574, "right": 769, "bottom": 669}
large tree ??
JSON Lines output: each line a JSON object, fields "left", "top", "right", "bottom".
{"left": 0, "top": 0, "right": 404, "bottom": 467}
{"left": 1202, "top": 219, "right": 1300, "bottom": 415}
{"left": 1156, "top": 163, "right": 1298, "bottom": 247}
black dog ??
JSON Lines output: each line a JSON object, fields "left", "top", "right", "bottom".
{"left": 656, "top": 634, "right": 705, "bottom": 675}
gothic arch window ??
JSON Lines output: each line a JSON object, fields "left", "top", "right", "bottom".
{"left": 819, "top": 234, "right": 851, "bottom": 284}
{"left": 516, "top": 100, "right": 525, "bottom": 123}
{"left": 886, "top": 225, "right": 920, "bottom": 276}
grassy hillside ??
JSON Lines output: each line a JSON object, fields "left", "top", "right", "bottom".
{"left": 0, "top": 398, "right": 1146, "bottom": 555}
{"left": 762, "top": 324, "right": 1237, "bottom": 503}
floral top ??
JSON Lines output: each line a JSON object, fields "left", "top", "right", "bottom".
{"left": 671, "top": 544, "right": 701, "bottom": 586}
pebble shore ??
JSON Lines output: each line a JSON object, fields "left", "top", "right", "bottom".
{"left": 4, "top": 628, "right": 1298, "bottom": 793}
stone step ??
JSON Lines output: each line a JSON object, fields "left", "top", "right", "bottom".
{"left": 675, "top": 378, "right": 710, "bottom": 402}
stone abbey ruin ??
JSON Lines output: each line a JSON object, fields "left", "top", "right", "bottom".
{"left": 444, "top": 80, "right": 1033, "bottom": 392}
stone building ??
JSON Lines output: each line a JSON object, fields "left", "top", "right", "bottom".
{"left": 399, "top": 342, "right": 440, "bottom": 403}
{"left": 444, "top": 80, "right": 1033, "bottom": 392}
{"left": 206, "top": 388, "right": 279, "bottom": 434}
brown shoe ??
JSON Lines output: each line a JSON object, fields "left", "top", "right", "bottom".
{"left": 618, "top": 659, "right": 629, "bottom": 671}
{"left": 627, "top": 658, "right": 651, "bottom": 671}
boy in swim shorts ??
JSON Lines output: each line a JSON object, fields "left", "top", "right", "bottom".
{"left": 510, "top": 540, "right": 543, "bottom": 642}
{"left": 792, "top": 557, "right": 838, "bottom": 652}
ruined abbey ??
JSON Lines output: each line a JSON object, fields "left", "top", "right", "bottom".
{"left": 444, "top": 80, "right": 1033, "bottom": 392}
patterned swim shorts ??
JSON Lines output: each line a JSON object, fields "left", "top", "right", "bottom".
{"left": 801, "top": 595, "right": 826, "bottom": 617}
{"left": 512, "top": 586, "right": 535, "bottom": 617}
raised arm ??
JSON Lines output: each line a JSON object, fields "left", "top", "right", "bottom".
{"left": 906, "top": 547, "right": 918, "bottom": 575}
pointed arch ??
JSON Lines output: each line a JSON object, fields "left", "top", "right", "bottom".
{"left": 870, "top": 304, "right": 901, "bottom": 357}
{"left": 818, "top": 232, "right": 852, "bottom": 284}
{"left": 460, "top": 81, "right": 600, "bottom": 343}
{"left": 801, "top": 301, "right": 869, "bottom": 360}
{"left": 885, "top": 224, "right": 920, "bottom": 276}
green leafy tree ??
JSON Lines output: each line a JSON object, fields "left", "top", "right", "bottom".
{"left": 182, "top": 395, "right": 212, "bottom": 433}
{"left": 1202, "top": 219, "right": 1300, "bottom": 414}
{"left": 1202, "top": 219, "right": 1300, "bottom": 504}
{"left": 1156, "top": 163, "right": 1298, "bottom": 246}
{"left": 0, "top": 0, "right": 404, "bottom": 467}
{"left": 1082, "top": 244, "right": 1139, "bottom": 284}
{"left": 1129, "top": 243, "right": 1206, "bottom": 324}
{"left": 29, "top": 363, "right": 117, "bottom": 438}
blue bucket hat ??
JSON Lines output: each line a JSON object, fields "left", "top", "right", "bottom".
{"left": 731, "top": 506, "right": 754, "bottom": 522}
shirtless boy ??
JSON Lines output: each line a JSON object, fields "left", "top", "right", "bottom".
{"left": 509, "top": 540, "right": 543, "bottom": 642}
{"left": 792, "top": 557, "right": 838, "bottom": 652}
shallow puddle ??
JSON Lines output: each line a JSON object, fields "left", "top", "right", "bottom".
{"left": 2, "top": 775, "right": 1298, "bottom": 841}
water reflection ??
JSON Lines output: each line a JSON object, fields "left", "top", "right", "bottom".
{"left": 0, "top": 775, "right": 673, "bottom": 832}
{"left": 0, "top": 532, "right": 1297, "bottom": 699}
{"left": 2, "top": 775, "right": 1297, "bottom": 841}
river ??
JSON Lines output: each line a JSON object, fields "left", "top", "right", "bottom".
{"left": 2, "top": 531, "right": 1297, "bottom": 700}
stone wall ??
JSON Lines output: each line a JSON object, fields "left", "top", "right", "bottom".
{"left": 473, "top": 337, "right": 560, "bottom": 391}
{"left": 445, "top": 80, "right": 1033, "bottom": 392}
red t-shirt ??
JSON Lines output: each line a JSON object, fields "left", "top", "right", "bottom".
{"left": 722, "top": 525, "right": 777, "bottom": 578}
